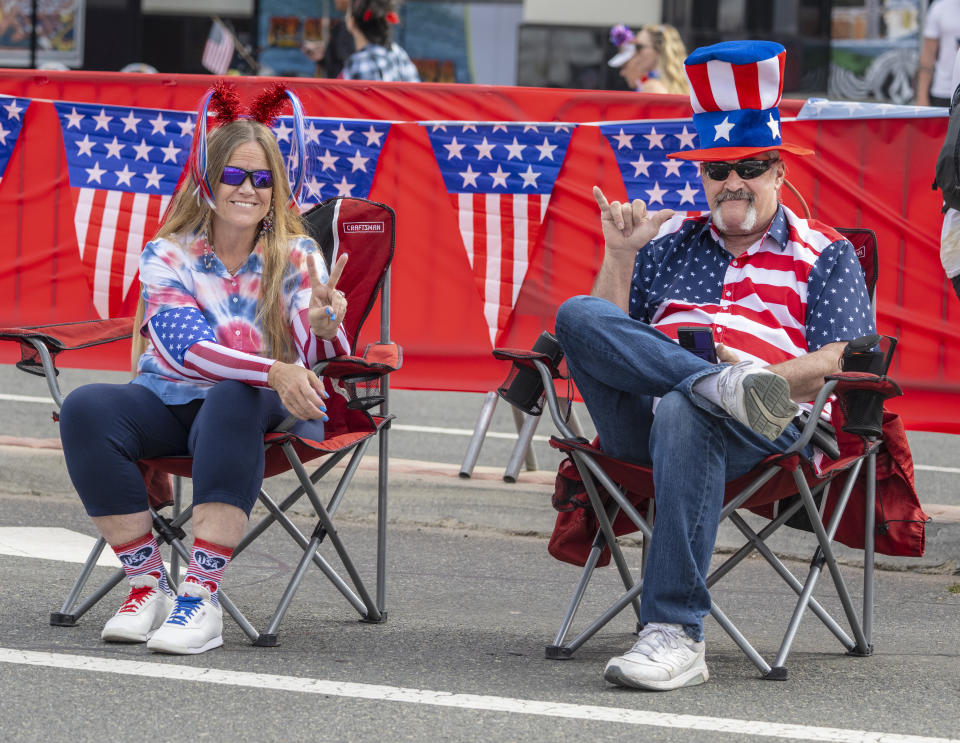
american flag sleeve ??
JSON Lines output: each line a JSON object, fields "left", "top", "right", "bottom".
{"left": 148, "top": 307, "right": 276, "bottom": 387}
{"left": 288, "top": 244, "right": 351, "bottom": 367}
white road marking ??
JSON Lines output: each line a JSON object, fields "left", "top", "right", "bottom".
{"left": 0, "top": 648, "right": 955, "bottom": 743}
{"left": 0, "top": 527, "right": 173, "bottom": 572}
{"left": 392, "top": 423, "right": 550, "bottom": 442}
{"left": 0, "top": 527, "right": 121, "bottom": 567}
{"left": 0, "top": 393, "right": 53, "bottom": 403}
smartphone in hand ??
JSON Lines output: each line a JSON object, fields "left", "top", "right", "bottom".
{"left": 677, "top": 326, "right": 718, "bottom": 364}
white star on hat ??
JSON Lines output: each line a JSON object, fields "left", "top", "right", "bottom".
{"left": 766, "top": 113, "right": 780, "bottom": 140}
{"left": 713, "top": 117, "right": 734, "bottom": 142}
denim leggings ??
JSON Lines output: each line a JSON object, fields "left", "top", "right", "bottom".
{"left": 59, "top": 380, "right": 296, "bottom": 518}
{"left": 555, "top": 295, "right": 805, "bottom": 641}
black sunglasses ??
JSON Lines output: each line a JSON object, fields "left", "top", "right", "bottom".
{"left": 220, "top": 166, "right": 274, "bottom": 189}
{"left": 702, "top": 159, "right": 777, "bottom": 181}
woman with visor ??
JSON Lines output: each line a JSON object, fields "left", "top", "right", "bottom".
{"left": 58, "top": 82, "right": 349, "bottom": 655}
{"left": 608, "top": 23, "right": 689, "bottom": 96}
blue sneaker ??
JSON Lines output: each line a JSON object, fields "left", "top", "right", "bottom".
{"left": 146, "top": 582, "right": 223, "bottom": 655}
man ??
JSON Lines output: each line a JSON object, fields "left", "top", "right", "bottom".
{"left": 940, "top": 47, "right": 960, "bottom": 299}
{"left": 916, "top": 0, "right": 960, "bottom": 107}
{"left": 554, "top": 40, "right": 875, "bottom": 691}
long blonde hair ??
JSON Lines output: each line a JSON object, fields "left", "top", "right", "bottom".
{"left": 131, "top": 118, "right": 307, "bottom": 372}
{"left": 646, "top": 24, "right": 689, "bottom": 96}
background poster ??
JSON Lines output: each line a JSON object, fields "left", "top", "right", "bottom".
{"left": 829, "top": 0, "right": 921, "bottom": 104}
{"left": 0, "top": 0, "right": 85, "bottom": 68}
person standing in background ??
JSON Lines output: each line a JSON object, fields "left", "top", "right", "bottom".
{"left": 916, "top": 0, "right": 960, "bottom": 107}
{"left": 340, "top": 0, "right": 420, "bottom": 82}
{"left": 302, "top": 0, "right": 355, "bottom": 79}
{"left": 608, "top": 23, "right": 689, "bottom": 96}
{"left": 939, "top": 48, "right": 960, "bottom": 298}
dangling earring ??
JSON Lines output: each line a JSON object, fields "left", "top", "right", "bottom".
{"left": 261, "top": 204, "right": 275, "bottom": 235}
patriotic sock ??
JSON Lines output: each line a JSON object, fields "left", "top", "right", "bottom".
{"left": 182, "top": 538, "right": 233, "bottom": 607}
{"left": 112, "top": 533, "right": 173, "bottom": 596}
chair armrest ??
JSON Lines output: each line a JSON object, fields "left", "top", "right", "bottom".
{"left": 493, "top": 347, "right": 564, "bottom": 379}
{"left": 312, "top": 342, "right": 402, "bottom": 380}
{"left": 0, "top": 318, "right": 135, "bottom": 408}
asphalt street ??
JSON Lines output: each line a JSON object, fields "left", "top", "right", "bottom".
{"left": 1, "top": 363, "right": 959, "bottom": 742}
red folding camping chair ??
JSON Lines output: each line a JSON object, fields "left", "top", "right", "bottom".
{"left": 491, "top": 227, "right": 928, "bottom": 679}
{"left": 0, "top": 196, "right": 400, "bottom": 646}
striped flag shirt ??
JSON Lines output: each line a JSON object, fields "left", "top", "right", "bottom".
{"left": 631, "top": 205, "right": 875, "bottom": 416}
{"left": 423, "top": 123, "right": 576, "bottom": 347}
{"left": 133, "top": 233, "right": 349, "bottom": 405}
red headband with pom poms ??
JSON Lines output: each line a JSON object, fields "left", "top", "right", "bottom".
{"left": 188, "top": 80, "right": 308, "bottom": 209}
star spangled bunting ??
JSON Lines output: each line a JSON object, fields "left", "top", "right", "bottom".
{"left": 599, "top": 120, "right": 709, "bottom": 213}
{"left": 55, "top": 101, "right": 195, "bottom": 318}
{"left": 0, "top": 97, "right": 31, "bottom": 185}
{"left": 272, "top": 117, "right": 391, "bottom": 205}
{"left": 423, "top": 122, "right": 576, "bottom": 346}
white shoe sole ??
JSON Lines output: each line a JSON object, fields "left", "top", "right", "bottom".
{"left": 742, "top": 373, "right": 797, "bottom": 442}
{"left": 147, "top": 634, "right": 224, "bottom": 655}
{"left": 101, "top": 627, "right": 153, "bottom": 643}
{"left": 603, "top": 660, "right": 709, "bottom": 691}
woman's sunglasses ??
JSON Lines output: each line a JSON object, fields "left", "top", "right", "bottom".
{"left": 220, "top": 166, "right": 274, "bottom": 189}
{"left": 702, "top": 159, "right": 777, "bottom": 181}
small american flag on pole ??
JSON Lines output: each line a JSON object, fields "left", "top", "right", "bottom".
{"left": 202, "top": 19, "right": 235, "bottom": 75}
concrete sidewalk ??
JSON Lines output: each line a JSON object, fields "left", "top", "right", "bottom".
{"left": 1, "top": 437, "right": 956, "bottom": 574}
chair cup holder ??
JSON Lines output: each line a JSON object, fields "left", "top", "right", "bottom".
{"left": 837, "top": 334, "right": 899, "bottom": 440}
{"left": 496, "top": 331, "right": 564, "bottom": 417}
{"left": 342, "top": 374, "right": 384, "bottom": 411}
{"left": 839, "top": 392, "right": 885, "bottom": 439}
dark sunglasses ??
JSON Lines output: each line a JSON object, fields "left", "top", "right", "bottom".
{"left": 220, "top": 166, "right": 274, "bottom": 189}
{"left": 702, "top": 159, "right": 777, "bottom": 181}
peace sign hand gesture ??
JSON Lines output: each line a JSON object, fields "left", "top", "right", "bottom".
{"left": 307, "top": 252, "right": 349, "bottom": 339}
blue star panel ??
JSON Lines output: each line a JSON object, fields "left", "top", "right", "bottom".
{"left": 0, "top": 96, "right": 30, "bottom": 180}
{"left": 273, "top": 117, "right": 391, "bottom": 204}
{"left": 55, "top": 102, "right": 194, "bottom": 196}
{"left": 423, "top": 123, "right": 576, "bottom": 195}
{"left": 599, "top": 120, "right": 710, "bottom": 212}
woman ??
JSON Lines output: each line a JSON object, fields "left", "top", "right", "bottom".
{"left": 58, "top": 82, "right": 349, "bottom": 656}
{"left": 608, "top": 23, "right": 689, "bottom": 96}
{"left": 340, "top": 0, "right": 420, "bottom": 82}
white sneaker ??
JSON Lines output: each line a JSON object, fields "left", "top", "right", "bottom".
{"left": 146, "top": 581, "right": 223, "bottom": 655}
{"left": 716, "top": 360, "right": 798, "bottom": 442}
{"left": 603, "top": 623, "right": 709, "bottom": 691}
{"left": 101, "top": 574, "right": 174, "bottom": 643}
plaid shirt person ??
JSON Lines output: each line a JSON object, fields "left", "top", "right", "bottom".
{"left": 340, "top": 43, "right": 420, "bottom": 82}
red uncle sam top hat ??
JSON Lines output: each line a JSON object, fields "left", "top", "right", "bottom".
{"left": 667, "top": 40, "right": 813, "bottom": 162}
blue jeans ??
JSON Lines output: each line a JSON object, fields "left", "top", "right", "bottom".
{"left": 554, "top": 295, "right": 804, "bottom": 641}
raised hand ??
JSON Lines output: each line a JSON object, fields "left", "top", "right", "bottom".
{"left": 593, "top": 186, "right": 675, "bottom": 259}
{"left": 307, "top": 252, "right": 348, "bottom": 339}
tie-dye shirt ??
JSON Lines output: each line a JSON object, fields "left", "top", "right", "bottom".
{"left": 132, "top": 231, "right": 349, "bottom": 405}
